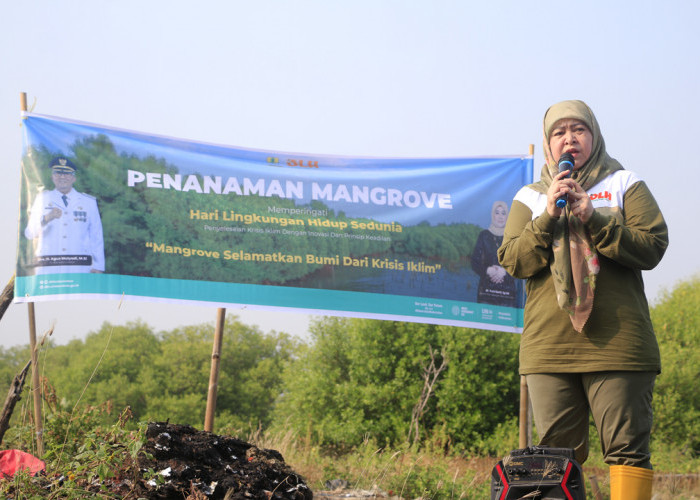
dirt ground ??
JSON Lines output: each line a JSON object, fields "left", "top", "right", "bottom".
{"left": 131, "top": 422, "right": 314, "bottom": 499}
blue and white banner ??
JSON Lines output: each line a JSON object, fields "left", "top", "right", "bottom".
{"left": 15, "top": 112, "right": 532, "bottom": 332}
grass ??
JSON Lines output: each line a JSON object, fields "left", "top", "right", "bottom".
{"left": 248, "top": 426, "right": 700, "bottom": 500}
{"left": 249, "top": 429, "right": 494, "bottom": 498}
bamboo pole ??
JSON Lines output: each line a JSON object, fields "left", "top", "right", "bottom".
{"left": 28, "top": 303, "right": 43, "bottom": 455}
{"left": 22, "top": 92, "right": 44, "bottom": 455}
{"left": 204, "top": 308, "right": 226, "bottom": 432}
{"left": 519, "top": 376, "right": 529, "bottom": 449}
{"left": 518, "top": 144, "right": 535, "bottom": 449}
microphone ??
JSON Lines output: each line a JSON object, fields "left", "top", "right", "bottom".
{"left": 555, "top": 152, "right": 575, "bottom": 208}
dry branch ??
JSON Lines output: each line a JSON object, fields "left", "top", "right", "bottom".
{"left": 408, "top": 346, "right": 448, "bottom": 445}
{"left": 0, "top": 360, "right": 32, "bottom": 445}
{"left": 0, "top": 274, "right": 15, "bottom": 323}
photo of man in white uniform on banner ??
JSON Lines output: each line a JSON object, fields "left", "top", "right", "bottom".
{"left": 24, "top": 156, "right": 105, "bottom": 275}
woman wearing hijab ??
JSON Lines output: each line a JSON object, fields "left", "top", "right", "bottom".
{"left": 471, "top": 201, "right": 516, "bottom": 307}
{"left": 497, "top": 100, "right": 668, "bottom": 500}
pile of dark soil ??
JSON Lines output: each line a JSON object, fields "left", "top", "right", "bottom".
{"left": 133, "top": 422, "right": 312, "bottom": 499}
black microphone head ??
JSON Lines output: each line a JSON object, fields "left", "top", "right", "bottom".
{"left": 558, "top": 152, "right": 575, "bottom": 173}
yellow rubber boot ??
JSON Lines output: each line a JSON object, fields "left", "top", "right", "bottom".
{"left": 609, "top": 465, "right": 653, "bottom": 500}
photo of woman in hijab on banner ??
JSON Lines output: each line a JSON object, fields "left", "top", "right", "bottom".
{"left": 471, "top": 201, "right": 516, "bottom": 307}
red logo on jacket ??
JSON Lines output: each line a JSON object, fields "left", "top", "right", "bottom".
{"left": 589, "top": 191, "right": 612, "bottom": 201}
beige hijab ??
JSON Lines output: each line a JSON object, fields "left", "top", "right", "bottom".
{"left": 531, "top": 100, "right": 623, "bottom": 332}
{"left": 488, "top": 201, "right": 508, "bottom": 236}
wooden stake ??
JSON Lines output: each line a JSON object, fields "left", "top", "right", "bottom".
{"left": 204, "top": 308, "right": 226, "bottom": 432}
{"left": 28, "top": 303, "right": 43, "bottom": 455}
{"left": 519, "top": 376, "right": 529, "bottom": 449}
{"left": 518, "top": 144, "right": 535, "bottom": 449}
{"left": 21, "top": 92, "right": 44, "bottom": 456}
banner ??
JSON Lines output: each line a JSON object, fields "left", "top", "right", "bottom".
{"left": 14, "top": 112, "right": 532, "bottom": 332}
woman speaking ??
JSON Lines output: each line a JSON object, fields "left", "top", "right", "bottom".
{"left": 497, "top": 100, "right": 668, "bottom": 500}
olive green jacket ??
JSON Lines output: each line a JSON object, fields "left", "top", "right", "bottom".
{"left": 498, "top": 171, "right": 668, "bottom": 374}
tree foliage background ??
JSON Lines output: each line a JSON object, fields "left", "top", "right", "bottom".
{"left": 0, "top": 316, "right": 299, "bottom": 432}
{"left": 272, "top": 318, "right": 520, "bottom": 453}
{"left": 649, "top": 277, "right": 700, "bottom": 455}
{"left": 1, "top": 277, "right": 698, "bottom": 458}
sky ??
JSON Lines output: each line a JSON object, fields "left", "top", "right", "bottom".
{"left": 1, "top": 0, "right": 698, "bottom": 350}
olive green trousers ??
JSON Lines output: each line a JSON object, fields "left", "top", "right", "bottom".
{"left": 526, "top": 371, "right": 656, "bottom": 468}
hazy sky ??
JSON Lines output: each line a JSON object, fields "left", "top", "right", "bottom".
{"left": 1, "top": 0, "right": 698, "bottom": 349}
